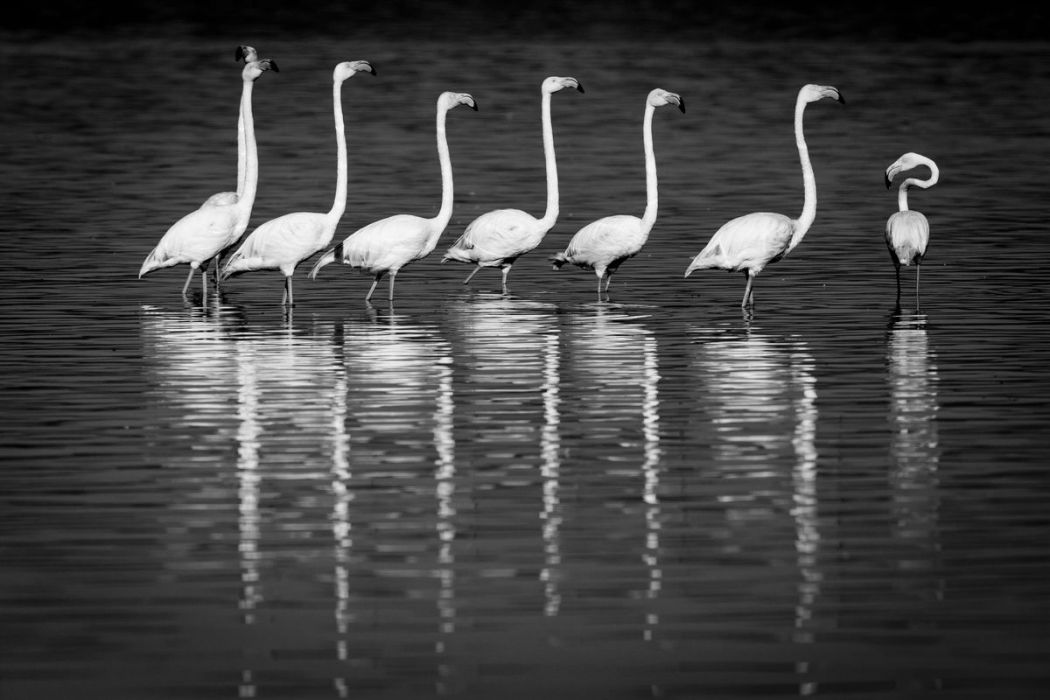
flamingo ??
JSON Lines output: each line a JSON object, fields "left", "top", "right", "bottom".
{"left": 203, "top": 45, "right": 259, "bottom": 209}
{"left": 139, "top": 56, "right": 278, "bottom": 298}
{"left": 220, "top": 61, "right": 376, "bottom": 306}
{"left": 309, "top": 91, "right": 477, "bottom": 303}
{"left": 684, "top": 83, "right": 844, "bottom": 308}
{"left": 884, "top": 152, "right": 939, "bottom": 307}
{"left": 442, "top": 76, "right": 583, "bottom": 294}
{"left": 550, "top": 88, "right": 684, "bottom": 298}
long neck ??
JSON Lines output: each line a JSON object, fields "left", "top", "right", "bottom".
{"left": 640, "top": 103, "right": 658, "bottom": 232}
{"left": 430, "top": 105, "right": 454, "bottom": 238}
{"left": 236, "top": 79, "right": 259, "bottom": 216}
{"left": 899, "top": 160, "right": 939, "bottom": 212}
{"left": 791, "top": 95, "right": 816, "bottom": 251}
{"left": 327, "top": 78, "right": 348, "bottom": 222}
{"left": 236, "top": 96, "right": 246, "bottom": 197}
{"left": 537, "top": 91, "right": 559, "bottom": 228}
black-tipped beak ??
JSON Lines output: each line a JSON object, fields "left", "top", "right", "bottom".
{"left": 885, "top": 173, "right": 893, "bottom": 189}
{"left": 576, "top": 82, "right": 585, "bottom": 94}
{"left": 235, "top": 46, "right": 246, "bottom": 62}
{"left": 837, "top": 92, "right": 846, "bottom": 105}
{"left": 471, "top": 100, "right": 479, "bottom": 111}
{"left": 678, "top": 97, "right": 686, "bottom": 113}
{"left": 369, "top": 65, "right": 377, "bottom": 76}
{"left": 269, "top": 59, "right": 280, "bottom": 73}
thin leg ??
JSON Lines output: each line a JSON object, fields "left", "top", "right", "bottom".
{"left": 603, "top": 273, "right": 613, "bottom": 293}
{"left": 501, "top": 265, "right": 511, "bottom": 294}
{"left": 182, "top": 267, "right": 196, "bottom": 297}
{"left": 464, "top": 266, "right": 481, "bottom": 285}
{"left": 741, "top": 270, "right": 754, "bottom": 308}
{"left": 388, "top": 271, "right": 397, "bottom": 302}
{"left": 596, "top": 275, "right": 603, "bottom": 297}
{"left": 894, "top": 263, "right": 902, "bottom": 301}
{"left": 914, "top": 265, "right": 921, "bottom": 309}
{"left": 284, "top": 276, "right": 294, "bottom": 307}
{"left": 365, "top": 275, "right": 380, "bottom": 302}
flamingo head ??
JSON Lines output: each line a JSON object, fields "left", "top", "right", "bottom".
{"left": 543, "top": 76, "right": 585, "bottom": 95}
{"left": 439, "top": 91, "right": 478, "bottom": 112}
{"left": 885, "top": 152, "right": 937, "bottom": 189}
{"left": 334, "top": 60, "right": 376, "bottom": 83}
{"left": 243, "top": 58, "right": 279, "bottom": 82}
{"left": 647, "top": 88, "right": 685, "bottom": 113}
{"left": 235, "top": 45, "right": 258, "bottom": 63}
{"left": 800, "top": 84, "right": 845, "bottom": 105}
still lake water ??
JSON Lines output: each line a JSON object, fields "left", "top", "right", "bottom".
{"left": 1, "top": 26, "right": 1049, "bottom": 700}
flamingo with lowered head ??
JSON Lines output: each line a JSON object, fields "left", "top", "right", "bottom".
{"left": 309, "top": 91, "right": 477, "bottom": 304}
{"left": 885, "top": 152, "right": 939, "bottom": 307}
{"left": 221, "top": 60, "right": 376, "bottom": 306}
{"left": 684, "top": 83, "right": 844, "bottom": 308}
{"left": 139, "top": 56, "right": 278, "bottom": 298}
{"left": 549, "top": 88, "right": 684, "bottom": 298}
{"left": 442, "top": 76, "right": 583, "bottom": 294}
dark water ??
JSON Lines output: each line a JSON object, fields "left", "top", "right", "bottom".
{"left": 2, "top": 17, "right": 1049, "bottom": 700}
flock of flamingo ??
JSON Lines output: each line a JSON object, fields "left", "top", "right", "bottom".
{"left": 139, "top": 46, "right": 940, "bottom": 309}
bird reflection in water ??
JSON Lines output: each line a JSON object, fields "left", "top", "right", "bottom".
{"left": 692, "top": 323, "right": 819, "bottom": 692}
{"left": 886, "top": 308, "right": 941, "bottom": 563}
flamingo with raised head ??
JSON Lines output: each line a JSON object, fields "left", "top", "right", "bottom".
{"left": 203, "top": 45, "right": 259, "bottom": 209}
{"left": 139, "top": 56, "right": 278, "bottom": 298}
{"left": 221, "top": 60, "right": 376, "bottom": 306}
{"left": 684, "top": 83, "right": 844, "bottom": 308}
{"left": 885, "top": 152, "right": 939, "bottom": 307}
{"left": 442, "top": 76, "right": 583, "bottom": 294}
{"left": 309, "top": 91, "right": 477, "bottom": 304}
{"left": 549, "top": 88, "right": 684, "bottom": 299}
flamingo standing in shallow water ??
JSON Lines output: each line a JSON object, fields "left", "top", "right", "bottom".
{"left": 684, "top": 84, "right": 844, "bottom": 308}
{"left": 442, "top": 76, "right": 583, "bottom": 294}
{"left": 884, "top": 152, "right": 939, "bottom": 307}
{"left": 221, "top": 61, "right": 376, "bottom": 306}
{"left": 549, "top": 88, "right": 684, "bottom": 298}
{"left": 139, "top": 56, "right": 278, "bottom": 298}
{"left": 309, "top": 91, "right": 477, "bottom": 304}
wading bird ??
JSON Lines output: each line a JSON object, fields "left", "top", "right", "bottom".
{"left": 139, "top": 56, "right": 278, "bottom": 298}
{"left": 884, "top": 152, "right": 939, "bottom": 307}
{"left": 203, "top": 45, "right": 259, "bottom": 209}
{"left": 309, "top": 91, "right": 477, "bottom": 304}
{"left": 550, "top": 88, "right": 684, "bottom": 298}
{"left": 442, "top": 76, "right": 583, "bottom": 294}
{"left": 684, "top": 84, "right": 843, "bottom": 308}
{"left": 221, "top": 61, "right": 376, "bottom": 306}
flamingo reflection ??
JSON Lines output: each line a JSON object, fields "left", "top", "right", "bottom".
{"left": 886, "top": 308, "right": 941, "bottom": 555}
{"left": 691, "top": 325, "right": 819, "bottom": 691}
{"left": 565, "top": 305, "right": 662, "bottom": 638}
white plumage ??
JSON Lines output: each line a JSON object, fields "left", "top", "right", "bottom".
{"left": 885, "top": 152, "right": 939, "bottom": 306}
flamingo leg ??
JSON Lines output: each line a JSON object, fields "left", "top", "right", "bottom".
{"left": 603, "top": 273, "right": 613, "bottom": 293}
{"left": 365, "top": 275, "right": 381, "bottom": 302}
{"left": 463, "top": 266, "right": 481, "bottom": 285}
{"left": 501, "top": 265, "right": 511, "bottom": 294}
{"left": 915, "top": 265, "right": 921, "bottom": 309}
{"left": 894, "top": 263, "right": 902, "bottom": 302}
{"left": 741, "top": 270, "right": 755, "bottom": 308}
{"left": 388, "top": 271, "right": 397, "bottom": 302}
{"left": 181, "top": 267, "right": 197, "bottom": 297}
{"left": 596, "top": 274, "right": 603, "bottom": 297}
{"left": 283, "top": 276, "right": 294, "bottom": 307}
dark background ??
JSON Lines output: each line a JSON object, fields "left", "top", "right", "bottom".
{"left": 4, "top": 0, "right": 1046, "bottom": 41}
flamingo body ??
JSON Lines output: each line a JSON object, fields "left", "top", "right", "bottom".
{"left": 222, "top": 60, "right": 375, "bottom": 305}
{"left": 884, "top": 152, "right": 938, "bottom": 305}
{"left": 551, "top": 88, "right": 683, "bottom": 298}
{"left": 443, "top": 76, "right": 583, "bottom": 292}
{"left": 684, "top": 83, "right": 843, "bottom": 308}
{"left": 310, "top": 91, "right": 477, "bottom": 303}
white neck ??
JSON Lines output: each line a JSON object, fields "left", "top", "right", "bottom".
{"left": 236, "top": 97, "right": 246, "bottom": 197}
{"left": 537, "top": 90, "right": 559, "bottom": 229}
{"left": 898, "top": 160, "right": 939, "bottom": 212}
{"left": 789, "top": 94, "right": 817, "bottom": 253}
{"left": 235, "top": 78, "right": 259, "bottom": 219}
{"left": 328, "top": 78, "right": 348, "bottom": 223}
{"left": 428, "top": 104, "right": 455, "bottom": 246}
{"left": 640, "top": 103, "right": 658, "bottom": 233}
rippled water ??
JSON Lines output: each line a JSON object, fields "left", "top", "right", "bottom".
{"left": 1, "top": 24, "right": 1049, "bottom": 700}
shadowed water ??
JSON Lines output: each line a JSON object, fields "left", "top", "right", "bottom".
{"left": 1, "top": 16, "right": 1049, "bottom": 700}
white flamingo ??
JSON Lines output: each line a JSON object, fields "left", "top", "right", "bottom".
{"left": 885, "top": 152, "right": 939, "bottom": 306}
{"left": 442, "top": 76, "right": 583, "bottom": 294}
{"left": 684, "top": 84, "right": 844, "bottom": 308}
{"left": 220, "top": 61, "right": 376, "bottom": 306}
{"left": 309, "top": 91, "right": 477, "bottom": 303}
{"left": 139, "top": 57, "right": 278, "bottom": 298}
{"left": 203, "top": 45, "right": 259, "bottom": 209}
{"left": 550, "top": 88, "right": 684, "bottom": 298}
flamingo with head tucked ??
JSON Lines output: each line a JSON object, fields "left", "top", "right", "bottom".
{"left": 221, "top": 60, "right": 376, "bottom": 306}
{"left": 139, "top": 56, "right": 278, "bottom": 298}
{"left": 684, "top": 83, "right": 844, "bottom": 309}
{"left": 309, "top": 91, "right": 477, "bottom": 304}
{"left": 549, "top": 88, "right": 684, "bottom": 299}
{"left": 885, "top": 152, "right": 939, "bottom": 307}
{"left": 442, "top": 76, "right": 583, "bottom": 294}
